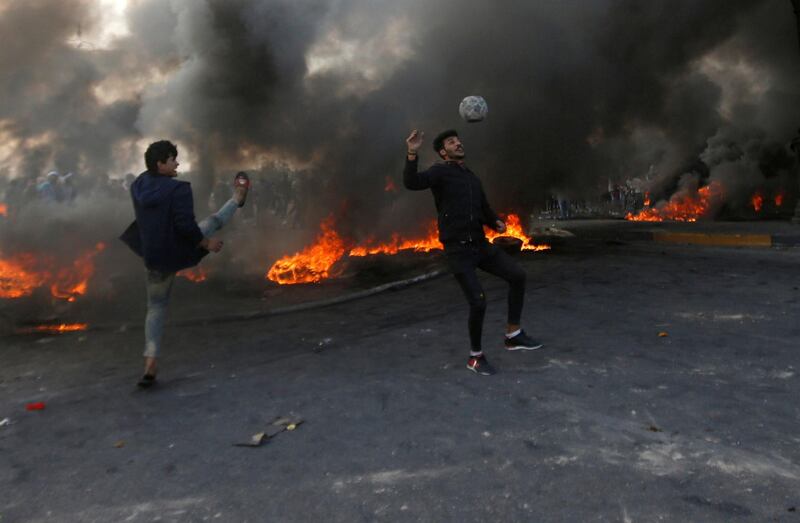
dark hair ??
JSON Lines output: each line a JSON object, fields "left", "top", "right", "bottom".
{"left": 144, "top": 140, "right": 178, "bottom": 171}
{"left": 433, "top": 129, "right": 459, "bottom": 156}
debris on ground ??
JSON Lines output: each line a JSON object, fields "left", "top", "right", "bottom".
{"left": 234, "top": 416, "right": 304, "bottom": 447}
{"left": 314, "top": 338, "right": 333, "bottom": 353}
{"left": 658, "top": 331, "right": 669, "bottom": 337}
{"left": 25, "top": 402, "right": 46, "bottom": 411}
{"left": 0, "top": 418, "right": 11, "bottom": 427}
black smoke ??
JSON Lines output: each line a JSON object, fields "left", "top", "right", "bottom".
{"left": 2, "top": 0, "right": 800, "bottom": 256}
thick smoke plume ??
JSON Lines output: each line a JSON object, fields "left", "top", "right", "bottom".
{"left": 2, "top": 0, "right": 800, "bottom": 263}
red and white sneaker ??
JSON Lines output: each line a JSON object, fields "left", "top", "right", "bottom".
{"left": 233, "top": 171, "right": 250, "bottom": 207}
{"left": 467, "top": 355, "right": 496, "bottom": 376}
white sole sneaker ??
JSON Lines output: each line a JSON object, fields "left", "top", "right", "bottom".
{"left": 505, "top": 343, "right": 544, "bottom": 351}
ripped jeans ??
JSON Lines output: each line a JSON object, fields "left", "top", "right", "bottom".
{"left": 143, "top": 199, "right": 239, "bottom": 358}
{"left": 445, "top": 239, "right": 526, "bottom": 352}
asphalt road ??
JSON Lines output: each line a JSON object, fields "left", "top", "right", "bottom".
{"left": 2, "top": 236, "right": 800, "bottom": 522}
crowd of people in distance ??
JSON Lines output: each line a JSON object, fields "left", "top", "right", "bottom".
{"left": 0, "top": 170, "right": 135, "bottom": 220}
{"left": 0, "top": 166, "right": 316, "bottom": 230}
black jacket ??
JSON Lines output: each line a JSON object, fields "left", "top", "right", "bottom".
{"left": 119, "top": 171, "right": 207, "bottom": 273}
{"left": 403, "top": 157, "right": 501, "bottom": 244}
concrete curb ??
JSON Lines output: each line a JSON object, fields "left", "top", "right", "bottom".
{"left": 771, "top": 234, "right": 800, "bottom": 247}
{"left": 652, "top": 232, "right": 773, "bottom": 247}
{"left": 553, "top": 225, "right": 800, "bottom": 248}
{"left": 88, "top": 268, "right": 448, "bottom": 333}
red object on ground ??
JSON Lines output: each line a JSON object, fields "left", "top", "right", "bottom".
{"left": 25, "top": 402, "right": 46, "bottom": 411}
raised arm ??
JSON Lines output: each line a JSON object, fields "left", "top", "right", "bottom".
{"left": 403, "top": 129, "right": 434, "bottom": 190}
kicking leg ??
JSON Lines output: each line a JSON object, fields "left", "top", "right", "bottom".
{"left": 197, "top": 172, "right": 250, "bottom": 237}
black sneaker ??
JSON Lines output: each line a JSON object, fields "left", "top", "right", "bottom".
{"left": 467, "top": 355, "right": 496, "bottom": 376}
{"left": 136, "top": 373, "right": 157, "bottom": 389}
{"left": 504, "top": 330, "right": 544, "bottom": 351}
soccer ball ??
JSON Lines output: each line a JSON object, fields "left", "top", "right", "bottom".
{"left": 459, "top": 95, "right": 488, "bottom": 123}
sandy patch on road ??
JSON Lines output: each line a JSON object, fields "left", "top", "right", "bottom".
{"left": 26, "top": 496, "right": 213, "bottom": 523}
{"left": 675, "top": 311, "right": 767, "bottom": 322}
{"left": 332, "top": 466, "right": 460, "bottom": 491}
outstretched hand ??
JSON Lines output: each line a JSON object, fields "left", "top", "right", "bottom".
{"left": 200, "top": 237, "right": 224, "bottom": 253}
{"left": 406, "top": 130, "right": 424, "bottom": 153}
{"left": 207, "top": 238, "right": 224, "bottom": 253}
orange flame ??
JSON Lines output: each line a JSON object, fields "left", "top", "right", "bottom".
{"left": 349, "top": 214, "right": 550, "bottom": 257}
{"left": 268, "top": 214, "right": 550, "bottom": 285}
{"left": 177, "top": 267, "right": 208, "bottom": 282}
{"left": 626, "top": 182, "right": 722, "bottom": 222}
{"left": 775, "top": 192, "right": 785, "bottom": 207}
{"left": 0, "top": 253, "right": 49, "bottom": 299}
{"left": 267, "top": 215, "right": 348, "bottom": 285}
{"left": 349, "top": 222, "right": 442, "bottom": 257}
{"left": 0, "top": 203, "right": 7, "bottom": 217}
{"left": 485, "top": 214, "right": 551, "bottom": 251}
{"left": 28, "top": 323, "right": 88, "bottom": 333}
{"left": 384, "top": 176, "right": 397, "bottom": 193}
{"left": 1, "top": 243, "right": 105, "bottom": 301}
{"left": 751, "top": 192, "right": 764, "bottom": 212}
{"left": 643, "top": 192, "right": 651, "bottom": 207}
{"left": 50, "top": 243, "right": 106, "bottom": 302}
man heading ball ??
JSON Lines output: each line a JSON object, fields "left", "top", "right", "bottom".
{"left": 403, "top": 129, "right": 544, "bottom": 375}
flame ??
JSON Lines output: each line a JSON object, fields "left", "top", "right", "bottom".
{"left": 751, "top": 192, "right": 764, "bottom": 212}
{"left": 0, "top": 253, "right": 49, "bottom": 299}
{"left": 26, "top": 323, "right": 89, "bottom": 333}
{"left": 50, "top": 243, "right": 106, "bottom": 302}
{"left": 350, "top": 214, "right": 549, "bottom": 257}
{"left": 268, "top": 213, "right": 550, "bottom": 285}
{"left": 484, "top": 214, "right": 551, "bottom": 251}
{"left": 643, "top": 192, "right": 651, "bottom": 207}
{"left": 1, "top": 243, "right": 105, "bottom": 301}
{"left": 384, "top": 176, "right": 397, "bottom": 193}
{"left": 349, "top": 222, "right": 442, "bottom": 257}
{"left": 177, "top": 267, "right": 208, "bottom": 282}
{"left": 775, "top": 192, "right": 785, "bottom": 207}
{"left": 626, "top": 182, "right": 722, "bottom": 222}
{"left": 267, "top": 215, "right": 348, "bottom": 285}
{"left": 0, "top": 203, "right": 7, "bottom": 217}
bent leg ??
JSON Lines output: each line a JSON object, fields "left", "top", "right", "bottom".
{"left": 479, "top": 248, "right": 526, "bottom": 326}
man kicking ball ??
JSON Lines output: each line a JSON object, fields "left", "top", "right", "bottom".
{"left": 403, "top": 129, "right": 543, "bottom": 375}
{"left": 120, "top": 140, "right": 250, "bottom": 388}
